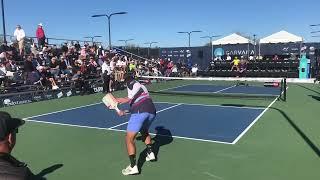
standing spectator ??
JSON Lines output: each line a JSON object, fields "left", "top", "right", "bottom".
{"left": 231, "top": 56, "right": 240, "bottom": 71}
{"left": 0, "top": 111, "right": 36, "bottom": 179}
{"left": 101, "top": 59, "right": 112, "bottom": 93}
{"left": 24, "top": 55, "right": 38, "bottom": 84}
{"left": 36, "top": 23, "right": 46, "bottom": 48}
{"left": 13, "top": 25, "right": 26, "bottom": 56}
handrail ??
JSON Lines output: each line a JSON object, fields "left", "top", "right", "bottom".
{"left": 0, "top": 34, "right": 102, "bottom": 45}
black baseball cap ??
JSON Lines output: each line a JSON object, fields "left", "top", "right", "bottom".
{"left": 124, "top": 73, "right": 135, "bottom": 83}
{"left": 0, "top": 112, "right": 25, "bottom": 141}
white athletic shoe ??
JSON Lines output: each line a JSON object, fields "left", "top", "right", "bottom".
{"left": 146, "top": 152, "right": 156, "bottom": 162}
{"left": 122, "top": 165, "right": 139, "bottom": 175}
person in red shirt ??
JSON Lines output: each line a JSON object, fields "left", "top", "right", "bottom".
{"left": 36, "top": 23, "right": 46, "bottom": 48}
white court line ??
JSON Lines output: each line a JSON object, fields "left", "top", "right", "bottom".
{"left": 107, "top": 103, "right": 182, "bottom": 129}
{"left": 231, "top": 97, "right": 278, "bottom": 144}
{"left": 231, "top": 86, "right": 289, "bottom": 144}
{"left": 155, "top": 101, "right": 265, "bottom": 110}
{"left": 25, "top": 119, "right": 233, "bottom": 145}
{"left": 23, "top": 102, "right": 102, "bottom": 120}
{"left": 158, "top": 84, "right": 190, "bottom": 92}
{"left": 23, "top": 86, "right": 286, "bottom": 145}
{"left": 26, "top": 119, "right": 109, "bottom": 130}
{"left": 213, "top": 85, "right": 237, "bottom": 93}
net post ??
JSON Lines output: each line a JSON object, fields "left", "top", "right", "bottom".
{"left": 283, "top": 78, "right": 287, "bottom": 102}
{"left": 279, "top": 79, "right": 283, "bottom": 101}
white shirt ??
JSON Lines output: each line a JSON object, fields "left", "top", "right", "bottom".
{"left": 127, "top": 82, "right": 148, "bottom": 99}
{"left": 172, "top": 67, "right": 178, "bottom": 73}
{"left": 101, "top": 62, "right": 111, "bottom": 75}
{"left": 14, "top": 28, "right": 26, "bottom": 41}
{"left": 226, "top": 55, "right": 232, "bottom": 61}
{"left": 191, "top": 67, "right": 198, "bottom": 73}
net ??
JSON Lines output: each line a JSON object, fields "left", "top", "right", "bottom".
{"left": 139, "top": 76, "right": 287, "bottom": 101}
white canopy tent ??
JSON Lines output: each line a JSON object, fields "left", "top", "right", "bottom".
{"left": 212, "top": 33, "right": 252, "bottom": 45}
{"left": 259, "top": 30, "right": 303, "bottom": 44}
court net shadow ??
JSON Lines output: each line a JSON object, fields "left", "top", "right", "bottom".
{"left": 33, "top": 164, "right": 63, "bottom": 180}
{"left": 296, "top": 84, "right": 320, "bottom": 95}
{"left": 271, "top": 107, "right": 320, "bottom": 158}
{"left": 136, "top": 126, "right": 173, "bottom": 173}
{"left": 218, "top": 103, "right": 320, "bottom": 158}
{"left": 309, "top": 95, "right": 320, "bottom": 101}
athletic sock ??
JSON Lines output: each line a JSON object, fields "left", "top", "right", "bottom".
{"left": 146, "top": 144, "right": 153, "bottom": 154}
{"left": 129, "top": 155, "right": 136, "bottom": 168}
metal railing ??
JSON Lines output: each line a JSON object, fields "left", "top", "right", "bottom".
{"left": 0, "top": 34, "right": 103, "bottom": 46}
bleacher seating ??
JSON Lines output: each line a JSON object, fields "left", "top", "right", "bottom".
{"left": 202, "top": 60, "right": 299, "bottom": 78}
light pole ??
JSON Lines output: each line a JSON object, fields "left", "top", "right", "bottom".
{"left": 144, "top": 42, "right": 158, "bottom": 57}
{"left": 118, "top": 38, "right": 134, "bottom": 49}
{"left": 253, "top": 34, "right": 257, "bottom": 60}
{"left": 177, "top": 30, "right": 202, "bottom": 47}
{"left": 200, "top": 35, "right": 221, "bottom": 60}
{"left": 1, "top": 0, "right": 6, "bottom": 44}
{"left": 92, "top": 12, "right": 127, "bottom": 50}
{"left": 84, "top": 35, "right": 102, "bottom": 45}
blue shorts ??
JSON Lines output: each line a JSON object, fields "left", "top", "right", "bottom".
{"left": 127, "top": 113, "right": 156, "bottom": 133}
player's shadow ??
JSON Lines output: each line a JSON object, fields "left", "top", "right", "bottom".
{"left": 33, "top": 163, "right": 63, "bottom": 179}
{"left": 136, "top": 126, "right": 173, "bottom": 173}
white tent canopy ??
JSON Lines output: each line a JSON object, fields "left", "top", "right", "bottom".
{"left": 212, "top": 33, "right": 251, "bottom": 45}
{"left": 259, "top": 30, "right": 303, "bottom": 44}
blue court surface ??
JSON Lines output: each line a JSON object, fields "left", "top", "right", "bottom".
{"left": 167, "top": 84, "right": 280, "bottom": 96}
{"left": 25, "top": 102, "right": 266, "bottom": 144}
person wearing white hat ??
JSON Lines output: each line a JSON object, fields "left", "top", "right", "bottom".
{"left": 36, "top": 23, "right": 46, "bottom": 48}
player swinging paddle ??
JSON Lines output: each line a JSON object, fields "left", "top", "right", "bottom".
{"left": 116, "top": 74, "right": 157, "bottom": 175}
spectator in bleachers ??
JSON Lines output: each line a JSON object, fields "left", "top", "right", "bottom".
{"left": 36, "top": 23, "right": 46, "bottom": 48}
{"left": 49, "top": 57, "right": 60, "bottom": 79}
{"left": 61, "top": 43, "right": 68, "bottom": 53}
{"left": 24, "top": 55, "right": 37, "bottom": 84}
{"left": 87, "top": 56, "right": 98, "bottom": 74}
{"left": 13, "top": 25, "right": 25, "bottom": 56}
{"left": 38, "top": 52, "right": 47, "bottom": 66}
{"left": 101, "top": 58, "right": 112, "bottom": 93}
{"left": 171, "top": 65, "right": 178, "bottom": 76}
{"left": 238, "top": 57, "right": 248, "bottom": 77}
{"left": 0, "top": 62, "right": 7, "bottom": 87}
{"left": 30, "top": 43, "right": 39, "bottom": 56}
{"left": 5, "top": 59, "right": 18, "bottom": 73}
{"left": 59, "top": 56, "right": 72, "bottom": 77}
{"left": 191, "top": 64, "right": 198, "bottom": 77}
{"left": 226, "top": 54, "right": 232, "bottom": 61}
{"left": 74, "top": 41, "right": 81, "bottom": 52}
{"left": 38, "top": 66, "right": 59, "bottom": 89}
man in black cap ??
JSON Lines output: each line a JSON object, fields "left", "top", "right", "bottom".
{"left": 0, "top": 111, "right": 34, "bottom": 179}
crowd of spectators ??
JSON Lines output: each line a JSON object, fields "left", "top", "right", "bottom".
{"left": 0, "top": 23, "right": 199, "bottom": 94}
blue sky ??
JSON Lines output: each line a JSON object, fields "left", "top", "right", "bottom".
{"left": 4, "top": 0, "right": 320, "bottom": 47}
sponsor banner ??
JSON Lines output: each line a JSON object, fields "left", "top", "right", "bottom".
{"left": 1, "top": 94, "right": 33, "bottom": 107}
{"left": 0, "top": 80, "right": 104, "bottom": 107}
